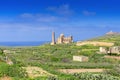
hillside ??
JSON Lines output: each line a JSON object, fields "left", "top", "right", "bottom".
{"left": 0, "top": 32, "right": 120, "bottom": 79}
{"left": 0, "top": 43, "right": 119, "bottom": 79}
{"left": 87, "top": 34, "right": 120, "bottom": 45}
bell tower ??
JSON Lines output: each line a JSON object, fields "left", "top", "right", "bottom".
{"left": 51, "top": 32, "right": 56, "bottom": 45}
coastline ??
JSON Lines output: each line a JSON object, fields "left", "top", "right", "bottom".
{"left": 0, "top": 41, "right": 49, "bottom": 47}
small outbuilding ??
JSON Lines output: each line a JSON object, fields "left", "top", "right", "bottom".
{"left": 73, "top": 56, "right": 89, "bottom": 62}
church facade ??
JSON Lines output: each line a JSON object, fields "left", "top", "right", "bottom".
{"left": 51, "top": 32, "right": 73, "bottom": 45}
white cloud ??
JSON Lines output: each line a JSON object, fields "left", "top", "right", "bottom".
{"left": 82, "top": 10, "right": 96, "bottom": 16}
{"left": 36, "top": 15, "right": 58, "bottom": 22}
{"left": 47, "top": 4, "right": 73, "bottom": 16}
{"left": 20, "top": 13, "right": 68, "bottom": 22}
{"left": 0, "top": 23, "right": 53, "bottom": 32}
{"left": 20, "top": 13, "right": 34, "bottom": 18}
{"left": 19, "top": 4, "right": 73, "bottom": 23}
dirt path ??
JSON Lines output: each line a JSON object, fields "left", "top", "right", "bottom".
{"left": 0, "top": 76, "right": 12, "bottom": 80}
{"left": 58, "top": 69, "right": 104, "bottom": 74}
{"left": 23, "top": 67, "right": 54, "bottom": 78}
{"left": 104, "top": 56, "right": 120, "bottom": 60}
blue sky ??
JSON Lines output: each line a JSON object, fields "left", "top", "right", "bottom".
{"left": 0, "top": 0, "right": 120, "bottom": 41}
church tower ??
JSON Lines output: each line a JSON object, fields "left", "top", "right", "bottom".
{"left": 51, "top": 32, "right": 56, "bottom": 45}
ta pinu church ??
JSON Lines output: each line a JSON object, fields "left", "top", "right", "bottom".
{"left": 51, "top": 32, "right": 73, "bottom": 45}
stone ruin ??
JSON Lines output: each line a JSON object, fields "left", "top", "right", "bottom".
{"left": 2, "top": 49, "right": 13, "bottom": 65}
{"left": 51, "top": 32, "right": 73, "bottom": 45}
{"left": 99, "top": 47, "right": 108, "bottom": 53}
{"left": 99, "top": 46, "right": 120, "bottom": 55}
{"left": 73, "top": 56, "right": 89, "bottom": 62}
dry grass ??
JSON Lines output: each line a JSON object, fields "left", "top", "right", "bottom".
{"left": 58, "top": 69, "right": 104, "bottom": 74}
{"left": 104, "top": 56, "right": 120, "bottom": 60}
{"left": 76, "top": 41, "right": 114, "bottom": 46}
{"left": 23, "top": 66, "right": 54, "bottom": 78}
{"left": 0, "top": 76, "right": 12, "bottom": 80}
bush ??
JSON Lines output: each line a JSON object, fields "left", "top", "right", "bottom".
{"left": 89, "top": 54, "right": 104, "bottom": 63}
{"left": 105, "top": 64, "right": 120, "bottom": 77}
{"left": 73, "top": 73, "right": 120, "bottom": 80}
{"left": 0, "top": 49, "right": 3, "bottom": 55}
{"left": 80, "top": 51, "right": 95, "bottom": 56}
{"left": 47, "top": 76, "right": 58, "bottom": 80}
{"left": 51, "top": 57, "right": 59, "bottom": 62}
{"left": 0, "top": 63, "right": 28, "bottom": 78}
{"left": 114, "top": 42, "right": 120, "bottom": 46}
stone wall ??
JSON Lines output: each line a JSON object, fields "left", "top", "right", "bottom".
{"left": 99, "top": 46, "right": 120, "bottom": 54}
{"left": 99, "top": 47, "right": 107, "bottom": 53}
{"left": 76, "top": 41, "right": 114, "bottom": 47}
{"left": 109, "top": 46, "right": 120, "bottom": 54}
{"left": 73, "top": 56, "right": 88, "bottom": 62}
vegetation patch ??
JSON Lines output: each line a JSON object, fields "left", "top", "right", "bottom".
{"left": 23, "top": 66, "right": 54, "bottom": 78}
{"left": 0, "top": 43, "right": 119, "bottom": 79}
{"left": 0, "top": 76, "right": 12, "bottom": 80}
{"left": 58, "top": 69, "right": 104, "bottom": 74}
{"left": 0, "top": 63, "right": 28, "bottom": 78}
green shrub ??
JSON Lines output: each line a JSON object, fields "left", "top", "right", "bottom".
{"left": 114, "top": 42, "right": 120, "bottom": 46}
{"left": 89, "top": 54, "right": 104, "bottom": 62}
{"left": 51, "top": 57, "right": 59, "bottom": 62}
{"left": 47, "top": 76, "right": 58, "bottom": 80}
{"left": 0, "top": 49, "right": 3, "bottom": 55}
{"left": 0, "top": 63, "right": 28, "bottom": 78}
{"left": 73, "top": 73, "right": 120, "bottom": 80}
{"left": 105, "top": 64, "right": 120, "bottom": 77}
{"left": 80, "top": 51, "right": 95, "bottom": 56}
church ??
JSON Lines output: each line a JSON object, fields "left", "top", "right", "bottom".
{"left": 51, "top": 32, "right": 73, "bottom": 45}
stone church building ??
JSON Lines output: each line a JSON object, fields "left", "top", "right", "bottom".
{"left": 51, "top": 32, "right": 73, "bottom": 45}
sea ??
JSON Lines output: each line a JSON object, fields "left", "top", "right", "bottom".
{"left": 0, "top": 41, "right": 49, "bottom": 47}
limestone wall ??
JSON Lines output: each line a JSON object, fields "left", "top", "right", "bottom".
{"left": 73, "top": 56, "right": 88, "bottom": 62}
{"left": 109, "top": 46, "right": 120, "bottom": 54}
{"left": 99, "top": 47, "right": 107, "bottom": 53}
{"left": 76, "top": 41, "right": 114, "bottom": 47}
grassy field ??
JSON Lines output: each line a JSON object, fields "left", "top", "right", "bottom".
{"left": 0, "top": 43, "right": 119, "bottom": 80}
{"left": 87, "top": 34, "right": 120, "bottom": 45}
